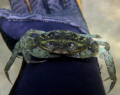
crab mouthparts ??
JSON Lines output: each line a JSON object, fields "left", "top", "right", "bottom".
{"left": 53, "top": 48, "right": 69, "bottom": 54}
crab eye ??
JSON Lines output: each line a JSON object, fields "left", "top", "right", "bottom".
{"left": 71, "top": 34, "right": 77, "bottom": 39}
{"left": 30, "top": 33, "right": 38, "bottom": 37}
{"left": 48, "top": 32, "right": 59, "bottom": 39}
{"left": 79, "top": 36, "right": 85, "bottom": 40}
{"left": 48, "top": 32, "right": 55, "bottom": 36}
{"left": 68, "top": 43, "right": 76, "bottom": 50}
{"left": 46, "top": 42, "right": 54, "bottom": 50}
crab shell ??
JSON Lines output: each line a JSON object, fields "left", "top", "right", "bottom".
{"left": 35, "top": 30, "right": 91, "bottom": 54}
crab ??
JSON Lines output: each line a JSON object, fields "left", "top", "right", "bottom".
{"left": 4, "top": 29, "right": 116, "bottom": 93}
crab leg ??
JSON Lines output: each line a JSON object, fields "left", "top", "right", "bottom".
{"left": 81, "top": 34, "right": 101, "bottom": 38}
{"left": 97, "top": 48, "right": 116, "bottom": 93}
{"left": 81, "top": 34, "right": 110, "bottom": 51}
{"left": 4, "top": 42, "right": 21, "bottom": 84}
{"left": 22, "top": 49, "right": 46, "bottom": 63}
{"left": 96, "top": 41, "right": 110, "bottom": 51}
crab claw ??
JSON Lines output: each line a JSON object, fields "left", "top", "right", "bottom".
{"left": 4, "top": 56, "right": 16, "bottom": 85}
{"left": 4, "top": 70, "right": 13, "bottom": 85}
{"left": 106, "top": 66, "right": 117, "bottom": 94}
{"left": 103, "top": 50, "right": 117, "bottom": 93}
{"left": 97, "top": 47, "right": 116, "bottom": 94}
{"left": 4, "top": 59, "right": 15, "bottom": 85}
{"left": 104, "top": 76, "right": 116, "bottom": 94}
{"left": 107, "top": 79, "right": 116, "bottom": 94}
{"left": 4, "top": 42, "right": 20, "bottom": 84}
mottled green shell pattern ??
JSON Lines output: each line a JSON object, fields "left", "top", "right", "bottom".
{"left": 35, "top": 30, "right": 91, "bottom": 54}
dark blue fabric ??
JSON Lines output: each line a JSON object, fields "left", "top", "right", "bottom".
{"left": 0, "top": 20, "right": 81, "bottom": 40}
{"left": 9, "top": 57, "right": 106, "bottom": 95}
{"left": 0, "top": 29, "right": 18, "bottom": 52}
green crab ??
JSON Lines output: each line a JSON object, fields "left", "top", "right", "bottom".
{"left": 4, "top": 29, "right": 116, "bottom": 93}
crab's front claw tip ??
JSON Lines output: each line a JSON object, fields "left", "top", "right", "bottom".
{"left": 4, "top": 71, "right": 13, "bottom": 85}
{"left": 107, "top": 80, "right": 116, "bottom": 94}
